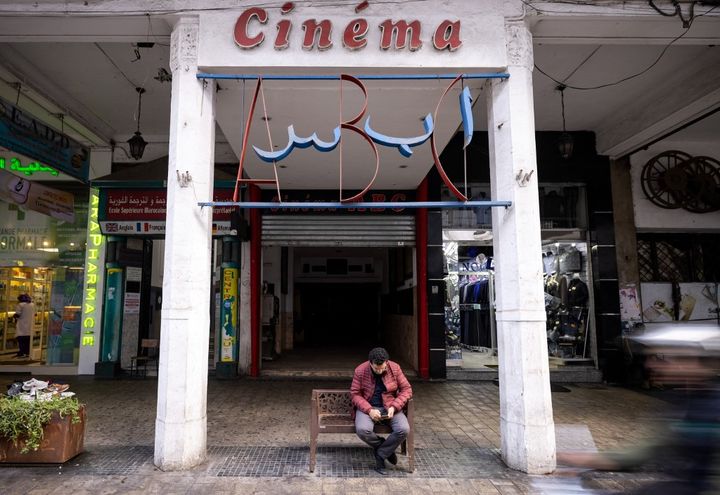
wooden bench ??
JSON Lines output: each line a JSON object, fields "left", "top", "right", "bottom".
{"left": 309, "top": 389, "right": 414, "bottom": 472}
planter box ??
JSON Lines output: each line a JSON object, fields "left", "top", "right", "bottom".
{"left": 0, "top": 406, "right": 86, "bottom": 463}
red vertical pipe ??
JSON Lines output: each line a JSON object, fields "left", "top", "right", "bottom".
{"left": 249, "top": 184, "right": 261, "bottom": 377}
{"left": 416, "top": 177, "right": 430, "bottom": 379}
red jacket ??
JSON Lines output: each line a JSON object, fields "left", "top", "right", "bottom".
{"left": 350, "top": 360, "right": 413, "bottom": 416}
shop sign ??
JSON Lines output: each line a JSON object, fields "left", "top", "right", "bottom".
{"left": 98, "top": 189, "right": 234, "bottom": 235}
{"left": 0, "top": 167, "right": 75, "bottom": 222}
{"left": 234, "top": 3, "right": 461, "bottom": 52}
{"left": 0, "top": 156, "right": 58, "bottom": 176}
{"left": 220, "top": 265, "right": 238, "bottom": 362}
{"left": 262, "top": 189, "right": 414, "bottom": 214}
{"left": 123, "top": 292, "right": 140, "bottom": 314}
{"left": 81, "top": 189, "right": 103, "bottom": 347}
{"left": 0, "top": 96, "right": 90, "bottom": 182}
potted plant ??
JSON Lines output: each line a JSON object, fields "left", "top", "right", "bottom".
{"left": 0, "top": 385, "right": 85, "bottom": 463}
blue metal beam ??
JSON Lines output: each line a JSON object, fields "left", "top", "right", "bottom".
{"left": 196, "top": 73, "right": 509, "bottom": 81}
{"left": 197, "top": 201, "right": 511, "bottom": 209}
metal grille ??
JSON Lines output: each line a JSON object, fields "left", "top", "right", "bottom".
{"left": 637, "top": 235, "right": 717, "bottom": 282}
{"left": 262, "top": 215, "right": 415, "bottom": 247}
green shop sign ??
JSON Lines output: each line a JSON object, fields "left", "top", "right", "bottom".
{"left": 0, "top": 156, "right": 59, "bottom": 176}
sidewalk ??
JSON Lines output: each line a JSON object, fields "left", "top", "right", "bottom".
{"left": 0, "top": 376, "right": 672, "bottom": 494}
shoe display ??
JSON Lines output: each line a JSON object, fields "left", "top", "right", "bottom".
{"left": 46, "top": 383, "right": 69, "bottom": 394}
{"left": 22, "top": 378, "right": 49, "bottom": 391}
{"left": 6, "top": 382, "right": 23, "bottom": 397}
{"left": 5, "top": 377, "right": 75, "bottom": 402}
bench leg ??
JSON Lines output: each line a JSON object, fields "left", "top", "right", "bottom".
{"left": 407, "top": 431, "right": 415, "bottom": 473}
{"left": 400, "top": 439, "right": 407, "bottom": 455}
{"left": 309, "top": 433, "right": 317, "bottom": 472}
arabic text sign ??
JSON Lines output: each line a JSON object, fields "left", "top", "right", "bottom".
{"left": 103, "top": 189, "right": 234, "bottom": 221}
{"left": 0, "top": 96, "right": 90, "bottom": 182}
{"left": 0, "top": 156, "right": 59, "bottom": 176}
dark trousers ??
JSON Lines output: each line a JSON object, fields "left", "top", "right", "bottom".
{"left": 355, "top": 410, "right": 409, "bottom": 460}
{"left": 17, "top": 335, "right": 30, "bottom": 356}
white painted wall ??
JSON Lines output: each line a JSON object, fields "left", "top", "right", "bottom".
{"left": 631, "top": 139, "right": 720, "bottom": 231}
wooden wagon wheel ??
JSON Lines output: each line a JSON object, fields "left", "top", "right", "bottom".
{"left": 681, "top": 156, "right": 720, "bottom": 213}
{"left": 640, "top": 150, "right": 692, "bottom": 209}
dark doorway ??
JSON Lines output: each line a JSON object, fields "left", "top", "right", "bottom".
{"left": 297, "top": 283, "right": 381, "bottom": 347}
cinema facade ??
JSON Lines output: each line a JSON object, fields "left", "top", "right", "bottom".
{"left": 2, "top": 0, "right": 719, "bottom": 475}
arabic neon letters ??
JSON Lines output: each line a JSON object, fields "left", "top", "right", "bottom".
{"left": 250, "top": 89, "right": 473, "bottom": 161}
{"left": 0, "top": 157, "right": 59, "bottom": 176}
{"left": 237, "top": 74, "right": 475, "bottom": 202}
{"left": 253, "top": 125, "right": 341, "bottom": 162}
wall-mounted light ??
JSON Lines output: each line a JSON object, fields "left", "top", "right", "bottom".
{"left": 127, "top": 87, "right": 148, "bottom": 160}
{"left": 557, "top": 85, "right": 574, "bottom": 160}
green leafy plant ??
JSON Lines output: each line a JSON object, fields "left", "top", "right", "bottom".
{"left": 0, "top": 397, "right": 82, "bottom": 453}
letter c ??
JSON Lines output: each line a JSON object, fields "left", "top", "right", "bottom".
{"left": 234, "top": 7, "right": 268, "bottom": 49}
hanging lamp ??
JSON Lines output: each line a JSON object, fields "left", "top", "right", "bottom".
{"left": 557, "top": 85, "right": 574, "bottom": 160}
{"left": 127, "top": 87, "right": 148, "bottom": 160}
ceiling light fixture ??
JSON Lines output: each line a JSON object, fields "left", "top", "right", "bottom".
{"left": 557, "top": 85, "right": 574, "bottom": 160}
{"left": 127, "top": 87, "right": 148, "bottom": 160}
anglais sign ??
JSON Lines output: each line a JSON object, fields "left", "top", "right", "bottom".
{"left": 234, "top": 2, "right": 461, "bottom": 52}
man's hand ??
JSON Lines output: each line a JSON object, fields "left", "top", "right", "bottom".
{"left": 386, "top": 407, "right": 395, "bottom": 419}
{"left": 369, "top": 409, "right": 382, "bottom": 421}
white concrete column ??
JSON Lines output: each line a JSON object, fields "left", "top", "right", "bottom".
{"left": 155, "top": 16, "right": 215, "bottom": 471}
{"left": 486, "top": 20, "right": 556, "bottom": 474}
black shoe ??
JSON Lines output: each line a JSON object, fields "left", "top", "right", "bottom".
{"left": 387, "top": 452, "right": 398, "bottom": 465}
{"left": 373, "top": 452, "right": 387, "bottom": 475}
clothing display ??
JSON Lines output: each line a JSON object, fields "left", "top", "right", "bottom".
{"left": 567, "top": 278, "right": 589, "bottom": 307}
{"left": 558, "top": 248, "right": 582, "bottom": 273}
{"left": 542, "top": 242, "right": 591, "bottom": 360}
{"left": 459, "top": 274, "right": 493, "bottom": 349}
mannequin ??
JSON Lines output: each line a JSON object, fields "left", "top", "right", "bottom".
{"left": 567, "top": 273, "right": 589, "bottom": 307}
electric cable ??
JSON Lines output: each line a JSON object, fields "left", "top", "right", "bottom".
{"left": 534, "top": 5, "right": 719, "bottom": 90}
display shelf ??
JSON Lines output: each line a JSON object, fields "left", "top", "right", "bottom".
{"left": 0, "top": 266, "right": 53, "bottom": 355}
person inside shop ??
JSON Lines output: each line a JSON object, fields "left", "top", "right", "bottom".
{"left": 13, "top": 293, "right": 35, "bottom": 359}
{"left": 557, "top": 325, "right": 720, "bottom": 494}
{"left": 350, "top": 347, "right": 413, "bottom": 475}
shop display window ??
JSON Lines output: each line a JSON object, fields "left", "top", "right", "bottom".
{"left": 543, "top": 242, "right": 592, "bottom": 361}
{"left": 0, "top": 266, "right": 51, "bottom": 360}
{"left": 443, "top": 242, "right": 497, "bottom": 368}
{"left": 443, "top": 238, "right": 594, "bottom": 368}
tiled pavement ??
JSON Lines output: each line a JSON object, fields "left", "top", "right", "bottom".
{"left": 0, "top": 376, "right": 673, "bottom": 494}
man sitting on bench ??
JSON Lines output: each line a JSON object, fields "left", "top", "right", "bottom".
{"left": 350, "top": 347, "right": 413, "bottom": 474}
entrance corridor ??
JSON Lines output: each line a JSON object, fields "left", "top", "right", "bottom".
{"left": 260, "top": 345, "right": 416, "bottom": 378}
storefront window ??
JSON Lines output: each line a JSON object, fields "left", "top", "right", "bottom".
{"left": 0, "top": 192, "right": 88, "bottom": 364}
{"left": 543, "top": 241, "right": 592, "bottom": 361}
{"left": 441, "top": 179, "right": 594, "bottom": 369}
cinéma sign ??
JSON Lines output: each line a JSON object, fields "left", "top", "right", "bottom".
{"left": 234, "top": 1, "right": 461, "bottom": 52}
